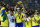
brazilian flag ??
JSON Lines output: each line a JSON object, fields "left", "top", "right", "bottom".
{"left": 1, "top": 7, "right": 6, "bottom": 22}
{"left": 1, "top": 7, "right": 8, "bottom": 26}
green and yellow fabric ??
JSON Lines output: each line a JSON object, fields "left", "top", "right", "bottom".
{"left": 1, "top": 7, "right": 8, "bottom": 26}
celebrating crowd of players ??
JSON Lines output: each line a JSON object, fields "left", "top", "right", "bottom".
{"left": 0, "top": 1, "right": 40, "bottom": 27}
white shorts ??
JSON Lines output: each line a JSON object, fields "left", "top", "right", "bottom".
{"left": 9, "top": 22, "right": 15, "bottom": 27}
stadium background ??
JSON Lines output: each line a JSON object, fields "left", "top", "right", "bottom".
{"left": 0, "top": 0, "right": 40, "bottom": 10}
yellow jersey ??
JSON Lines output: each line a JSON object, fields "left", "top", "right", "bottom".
{"left": 15, "top": 12, "right": 24, "bottom": 23}
{"left": 25, "top": 17, "right": 31, "bottom": 27}
{"left": 30, "top": 17, "right": 37, "bottom": 26}
{"left": 29, "top": 16, "right": 39, "bottom": 26}
{"left": 34, "top": 15, "right": 39, "bottom": 26}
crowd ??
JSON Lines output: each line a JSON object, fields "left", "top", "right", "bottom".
{"left": 0, "top": 1, "right": 40, "bottom": 27}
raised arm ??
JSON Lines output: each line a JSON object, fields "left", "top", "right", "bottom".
{"left": 15, "top": 4, "right": 17, "bottom": 14}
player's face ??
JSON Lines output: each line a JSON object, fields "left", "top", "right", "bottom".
{"left": 6, "top": 4, "right": 9, "bottom": 8}
{"left": 10, "top": 11, "right": 13, "bottom": 15}
{"left": 34, "top": 12, "right": 38, "bottom": 15}
{"left": 8, "top": 10, "right": 10, "bottom": 14}
{"left": 18, "top": 10, "right": 21, "bottom": 13}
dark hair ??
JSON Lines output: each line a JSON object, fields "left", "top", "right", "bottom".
{"left": 5, "top": 8, "right": 9, "bottom": 12}
{"left": 28, "top": 11, "right": 35, "bottom": 16}
{"left": 20, "top": 7, "right": 22, "bottom": 9}
{"left": 10, "top": 9, "right": 14, "bottom": 12}
{"left": 25, "top": 13, "right": 29, "bottom": 16}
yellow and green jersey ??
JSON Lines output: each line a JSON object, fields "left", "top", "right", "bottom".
{"left": 34, "top": 14, "right": 39, "bottom": 20}
{"left": 0, "top": 15, "right": 1, "bottom": 21}
{"left": 34, "top": 14, "right": 39, "bottom": 26}
{"left": 30, "top": 17, "right": 37, "bottom": 26}
{"left": 29, "top": 15, "right": 39, "bottom": 26}
{"left": 1, "top": 7, "right": 8, "bottom": 26}
{"left": 25, "top": 17, "right": 31, "bottom": 27}
{"left": 15, "top": 12, "right": 24, "bottom": 23}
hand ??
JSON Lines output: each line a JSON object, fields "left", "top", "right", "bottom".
{"left": 16, "top": 3, "right": 18, "bottom": 6}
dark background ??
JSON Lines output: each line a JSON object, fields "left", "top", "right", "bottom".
{"left": 0, "top": 0, "right": 40, "bottom": 10}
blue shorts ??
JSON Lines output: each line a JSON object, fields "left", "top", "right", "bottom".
{"left": 16, "top": 22, "right": 23, "bottom": 27}
{"left": 32, "top": 25, "right": 39, "bottom": 27}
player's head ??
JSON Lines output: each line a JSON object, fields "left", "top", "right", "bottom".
{"left": 25, "top": 13, "right": 29, "bottom": 17}
{"left": 28, "top": 11, "right": 35, "bottom": 17}
{"left": 34, "top": 10, "right": 38, "bottom": 15}
{"left": 1, "top": 2, "right": 6, "bottom": 7}
{"left": 6, "top": 4, "right": 9, "bottom": 8}
{"left": 10, "top": 10, "right": 13, "bottom": 16}
{"left": 17, "top": 7, "right": 22, "bottom": 12}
